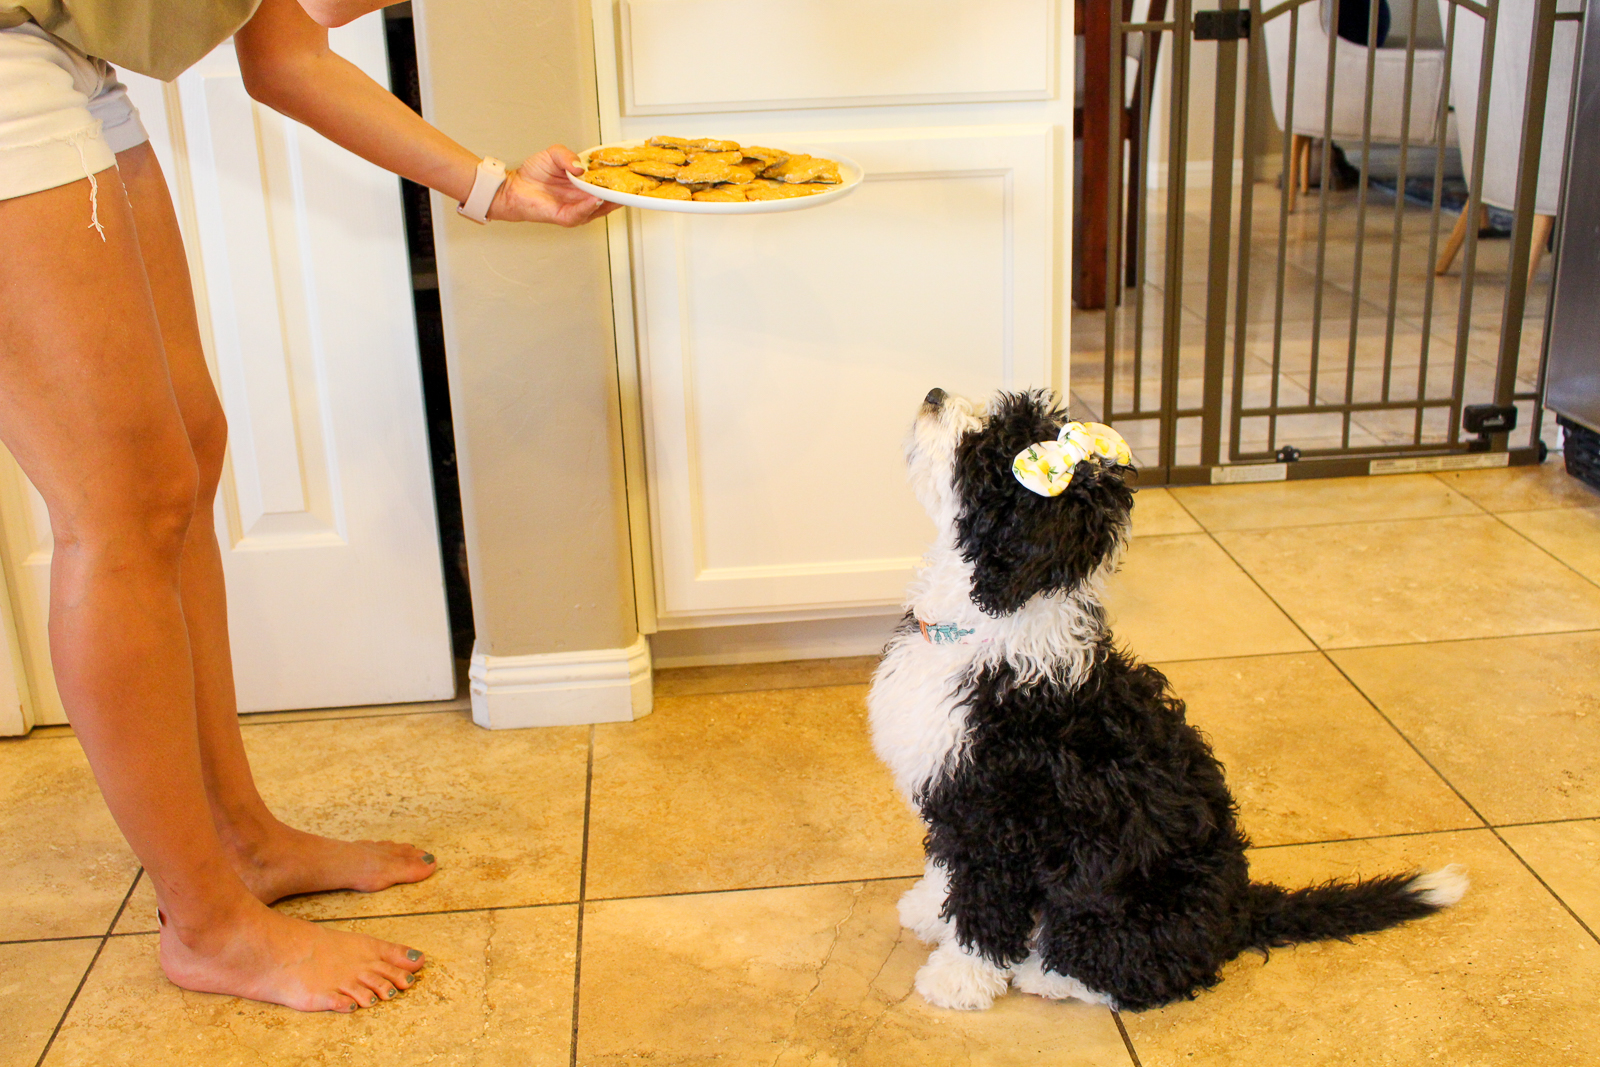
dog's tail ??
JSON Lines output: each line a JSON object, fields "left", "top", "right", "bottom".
{"left": 1241, "top": 865, "right": 1468, "bottom": 951}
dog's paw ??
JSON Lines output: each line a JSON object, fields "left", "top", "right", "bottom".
{"left": 898, "top": 875, "right": 951, "bottom": 945}
{"left": 913, "top": 942, "right": 1011, "bottom": 1011}
{"left": 1012, "top": 952, "right": 1112, "bottom": 1005}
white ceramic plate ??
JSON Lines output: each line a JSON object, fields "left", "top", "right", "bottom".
{"left": 569, "top": 141, "right": 864, "bottom": 215}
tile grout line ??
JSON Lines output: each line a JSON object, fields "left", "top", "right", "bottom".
{"left": 0, "top": 934, "right": 105, "bottom": 948}
{"left": 1325, "top": 655, "right": 1600, "bottom": 948}
{"left": 103, "top": 876, "right": 960, "bottom": 940}
{"left": 34, "top": 868, "right": 141, "bottom": 1067}
{"left": 587, "top": 872, "right": 923, "bottom": 906}
{"left": 1172, "top": 494, "right": 1497, "bottom": 827}
{"left": 1184, "top": 495, "right": 1523, "bottom": 857}
{"left": 1163, "top": 504, "right": 1493, "bottom": 537}
{"left": 1112, "top": 1011, "right": 1144, "bottom": 1067}
{"left": 1176, "top": 486, "right": 1600, "bottom": 944}
{"left": 102, "top": 896, "right": 588, "bottom": 938}
{"left": 1147, "top": 626, "right": 1600, "bottom": 663}
{"left": 568, "top": 725, "right": 595, "bottom": 1067}
{"left": 22, "top": 703, "right": 476, "bottom": 742}
{"left": 1250, "top": 826, "right": 1492, "bottom": 852}
{"left": 1481, "top": 508, "right": 1600, "bottom": 593}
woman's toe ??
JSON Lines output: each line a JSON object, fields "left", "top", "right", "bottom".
{"left": 371, "top": 962, "right": 412, "bottom": 991}
{"left": 386, "top": 943, "right": 425, "bottom": 972}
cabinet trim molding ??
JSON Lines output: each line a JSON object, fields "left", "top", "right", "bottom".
{"left": 469, "top": 637, "right": 654, "bottom": 729}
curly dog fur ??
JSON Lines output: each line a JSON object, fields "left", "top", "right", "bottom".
{"left": 868, "top": 388, "right": 1467, "bottom": 1012}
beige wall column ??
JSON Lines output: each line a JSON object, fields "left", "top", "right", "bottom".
{"left": 412, "top": 0, "right": 649, "bottom": 728}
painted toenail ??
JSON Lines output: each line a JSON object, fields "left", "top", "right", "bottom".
{"left": 386, "top": 988, "right": 396, "bottom": 998}
{"left": 368, "top": 995, "right": 377, "bottom": 1005}
{"left": 423, "top": 854, "right": 435, "bottom": 864}
{"left": 407, "top": 949, "right": 422, "bottom": 961}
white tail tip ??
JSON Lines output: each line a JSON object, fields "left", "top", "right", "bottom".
{"left": 1407, "top": 864, "right": 1469, "bottom": 908}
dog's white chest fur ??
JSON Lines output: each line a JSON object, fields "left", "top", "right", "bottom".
{"left": 868, "top": 630, "right": 980, "bottom": 804}
{"left": 866, "top": 540, "right": 1110, "bottom": 806}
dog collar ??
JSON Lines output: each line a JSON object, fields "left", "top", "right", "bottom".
{"left": 918, "top": 619, "right": 987, "bottom": 646}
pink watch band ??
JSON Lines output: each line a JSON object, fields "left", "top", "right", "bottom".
{"left": 457, "top": 157, "right": 507, "bottom": 225}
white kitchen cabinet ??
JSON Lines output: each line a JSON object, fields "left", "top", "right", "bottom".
{"left": 592, "top": 0, "right": 1078, "bottom": 629}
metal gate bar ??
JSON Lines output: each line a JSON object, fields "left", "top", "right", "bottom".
{"left": 1089, "top": 0, "right": 1569, "bottom": 485}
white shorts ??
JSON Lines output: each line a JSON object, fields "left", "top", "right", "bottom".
{"left": 0, "top": 22, "right": 150, "bottom": 203}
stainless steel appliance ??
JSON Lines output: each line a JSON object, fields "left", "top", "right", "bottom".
{"left": 1546, "top": 0, "right": 1600, "bottom": 488}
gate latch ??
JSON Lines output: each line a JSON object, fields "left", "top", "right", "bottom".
{"left": 1464, "top": 403, "right": 1518, "bottom": 448}
{"left": 1194, "top": 10, "right": 1252, "bottom": 40}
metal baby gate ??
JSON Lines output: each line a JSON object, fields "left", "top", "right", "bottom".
{"left": 1077, "top": 0, "right": 1584, "bottom": 486}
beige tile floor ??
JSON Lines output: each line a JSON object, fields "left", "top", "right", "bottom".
{"left": 3, "top": 460, "right": 1599, "bottom": 1066}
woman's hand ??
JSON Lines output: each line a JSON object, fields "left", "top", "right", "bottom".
{"left": 489, "top": 147, "right": 619, "bottom": 227}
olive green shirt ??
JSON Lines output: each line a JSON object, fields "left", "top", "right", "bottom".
{"left": 0, "top": 0, "right": 261, "bottom": 80}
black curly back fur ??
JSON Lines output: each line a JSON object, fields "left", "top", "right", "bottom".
{"left": 954, "top": 391, "right": 1135, "bottom": 616}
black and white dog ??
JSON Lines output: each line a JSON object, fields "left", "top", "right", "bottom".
{"left": 868, "top": 388, "right": 1466, "bottom": 1012}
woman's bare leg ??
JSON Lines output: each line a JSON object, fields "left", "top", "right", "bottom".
{"left": 114, "top": 143, "right": 436, "bottom": 904}
{"left": 0, "top": 167, "right": 422, "bottom": 1011}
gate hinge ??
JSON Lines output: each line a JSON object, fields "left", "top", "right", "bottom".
{"left": 1194, "top": 10, "right": 1251, "bottom": 40}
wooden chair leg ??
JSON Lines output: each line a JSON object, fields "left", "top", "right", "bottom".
{"left": 1527, "top": 213, "right": 1556, "bottom": 286}
{"left": 1436, "top": 206, "right": 1473, "bottom": 275}
{"left": 1298, "top": 135, "right": 1311, "bottom": 194}
{"left": 1287, "top": 134, "right": 1301, "bottom": 211}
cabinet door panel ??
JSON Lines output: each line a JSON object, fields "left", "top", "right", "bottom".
{"left": 621, "top": 0, "right": 1055, "bottom": 114}
{"left": 638, "top": 127, "right": 1057, "bottom": 616}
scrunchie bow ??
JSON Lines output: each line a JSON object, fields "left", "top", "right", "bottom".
{"left": 1012, "top": 422, "right": 1133, "bottom": 497}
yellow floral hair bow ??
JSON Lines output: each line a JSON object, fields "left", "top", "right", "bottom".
{"left": 1012, "top": 422, "right": 1133, "bottom": 497}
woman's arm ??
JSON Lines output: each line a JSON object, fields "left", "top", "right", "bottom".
{"left": 234, "top": 0, "right": 615, "bottom": 227}
{"left": 293, "top": 0, "right": 393, "bottom": 29}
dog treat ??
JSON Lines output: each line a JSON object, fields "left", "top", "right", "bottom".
{"left": 741, "top": 145, "right": 789, "bottom": 168}
{"left": 675, "top": 157, "right": 738, "bottom": 185}
{"left": 580, "top": 140, "right": 846, "bottom": 206}
{"left": 641, "top": 181, "right": 693, "bottom": 200}
{"left": 687, "top": 150, "right": 743, "bottom": 165}
{"left": 692, "top": 185, "right": 747, "bottom": 202}
{"left": 744, "top": 179, "right": 831, "bottom": 200}
{"left": 582, "top": 167, "right": 660, "bottom": 195}
{"left": 763, "top": 154, "right": 841, "bottom": 184}
{"left": 628, "top": 158, "right": 682, "bottom": 180}
{"left": 589, "top": 144, "right": 687, "bottom": 167}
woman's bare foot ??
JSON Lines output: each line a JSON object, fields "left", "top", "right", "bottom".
{"left": 222, "top": 820, "right": 437, "bottom": 904}
{"left": 158, "top": 898, "right": 425, "bottom": 1012}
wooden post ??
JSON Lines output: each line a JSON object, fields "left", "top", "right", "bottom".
{"left": 1075, "top": 0, "right": 1112, "bottom": 310}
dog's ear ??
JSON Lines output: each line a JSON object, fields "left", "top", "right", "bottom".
{"left": 954, "top": 391, "right": 1134, "bottom": 616}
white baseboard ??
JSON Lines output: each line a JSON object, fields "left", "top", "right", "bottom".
{"left": 469, "top": 636, "right": 652, "bottom": 729}
{"left": 649, "top": 613, "right": 902, "bottom": 669}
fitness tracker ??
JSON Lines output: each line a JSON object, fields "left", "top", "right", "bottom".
{"left": 457, "top": 156, "right": 507, "bottom": 225}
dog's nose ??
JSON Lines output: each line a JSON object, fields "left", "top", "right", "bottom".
{"left": 924, "top": 388, "right": 947, "bottom": 408}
